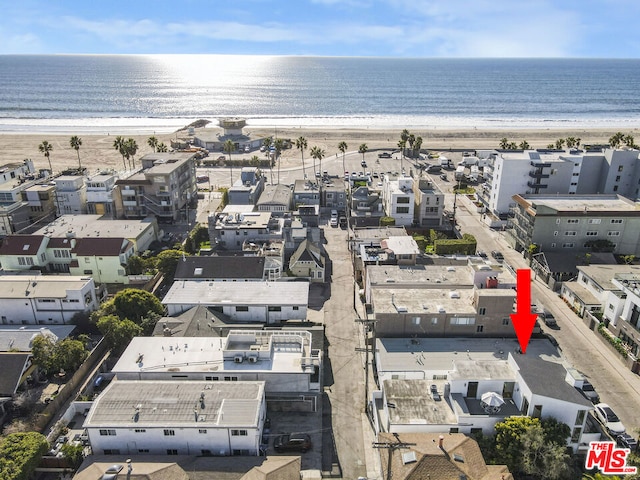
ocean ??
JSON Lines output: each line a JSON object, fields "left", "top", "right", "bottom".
{"left": 1, "top": 55, "right": 640, "bottom": 133}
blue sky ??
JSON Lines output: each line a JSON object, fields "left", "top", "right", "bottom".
{"left": 2, "top": 0, "right": 639, "bottom": 57}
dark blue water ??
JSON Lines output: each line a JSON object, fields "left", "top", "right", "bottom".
{"left": 0, "top": 55, "right": 639, "bottom": 131}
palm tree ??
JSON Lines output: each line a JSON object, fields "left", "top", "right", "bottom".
{"left": 408, "top": 133, "right": 415, "bottom": 156}
{"left": 147, "top": 136, "right": 159, "bottom": 152}
{"left": 274, "top": 138, "right": 286, "bottom": 184}
{"left": 223, "top": 139, "right": 235, "bottom": 185}
{"left": 565, "top": 137, "right": 576, "bottom": 149}
{"left": 555, "top": 138, "right": 566, "bottom": 150}
{"left": 310, "top": 146, "right": 325, "bottom": 184}
{"left": 575, "top": 137, "right": 582, "bottom": 149}
{"left": 38, "top": 140, "right": 53, "bottom": 174}
{"left": 113, "top": 136, "right": 128, "bottom": 170}
{"left": 358, "top": 143, "right": 368, "bottom": 163}
{"left": 624, "top": 134, "right": 635, "bottom": 147}
{"left": 338, "top": 141, "right": 348, "bottom": 175}
{"left": 295, "top": 136, "right": 308, "bottom": 179}
{"left": 157, "top": 142, "right": 168, "bottom": 153}
{"left": 413, "top": 136, "right": 423, "bottom": 159}
{"left": 125, "top": 138, "right": 138, "bottom": 169}
{"left": 263, "top": 138, "right": 274, "bottom": 183}
{"left": 499, "top": 137, "right": 509, "bottom": 149}
{"left": 609, "top": 132, "right": 624, "bottom": 148}
{"left": 519, "top": 140, "right": 530, "bottom": 150}
{"left": 69, "top": 136, "right": 83, "bottom": 171}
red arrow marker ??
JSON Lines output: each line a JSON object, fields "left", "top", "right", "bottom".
{"left": 510, "top": 269, "right": 538, "bottom": 354}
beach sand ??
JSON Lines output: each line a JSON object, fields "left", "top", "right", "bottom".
{"left": 0, "top": 126, "right": 635, "bottom": 173}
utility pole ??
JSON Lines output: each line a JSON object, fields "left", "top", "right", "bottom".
{"left": 355, "top": 318, "right": 377, "bottom": 411}
{"left": 373, "top": 434, "right": 416, "bottom": 480}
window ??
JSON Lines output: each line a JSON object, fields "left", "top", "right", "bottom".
{"left": 451, "top": 317, "right": 475, "bottom": 325}
{"left": 476, "top": 325, "right": 484, "bottom": 333}
{"left": 611, "top": 219, "right": 623, "bottom": 224}
{"left": 431, "top": 318, "right": 438, "bottom": 325}
{"left": 570, "top": 182, "right": 577, "bottom": 186}
{"left": 103, "top": 449, "right": 120, "bottom": 455}
{"left": 138, "top": 449, "right": 150, "bottom": 453}
{"left": 618, "top": 165, "right": 624, "bottom": 172}
{"left": 199, "top": 429, "right": 207, "bottom": 434}
{"left": 588, "top": 219, "right": 601, "bottom": 224}
{"left": 164, "top": 429, "right": 175, "bottom": 436}
{"left": 575, "top": 410, "right": 586, "bottom": 425}
{"left": 205, "top": 376, "right": 218, "bottom": 381}
{"left": 231, "top": 430, "right": 248, "bottom": 436}
{"left": 608, "top": 304, "right": 614, "bottom": 311}
{"left": 396, "top": 207, "right": 410, "bottom": 214}
{"left": 134, "top": 429, "right": 146, "bottom": 433}
{"left": 608, "top": 231, "right": 620, "bottom": 236}
{"left": 616, "top": 175, "right": 621, "bottom": 181}
{"left": 478, "top": 307, "right": 486, "bottom": 315}
{"left": 502, "top": 318, "right": 510, "bottom": 325}
{"left": 99, "top": 429, "right": 116, "bottom": 436}
{"left": 551, "top": 243, "right": 556, "bottom": 248}
{"left": 613, "top": 185, "right": 619, "bottom": 192}
{"left": 292, "top": 306, "right": 299, "bottom": 311}
{"left": 167, "top": 449, "right": 178, "bottom": 455}
{"left": 553, "top": 231, "right": 558, "bottom": 236}
{"left": 572, "top": 172, "right": 579, "bottom": 176}
{"left": 397, "top": 197, "right": 410, "bottom": 204}
{"left": 224, "top": 376, "right": 238, "bottom": 381}
{"left": 586, "top": 231, "right": 598, "bottom": 236}
{"left": 562, "top": 243, "right": 574, "bottom": 248}
{"left": 235, "top": 306, "right": 249, "bottom": 312}
{"left": 268, "top": 306, "right": 281, "bottom": 312}
{"left": 571, "top": 427, "right": 582, "bottom": 443}
{"left": 564, "top": 231, "right": 576, "bottom": 236}
{"left": 567, "top": 219, "right": 579, "bottom": 224}
{"left": 532, "top": 405, "right": 543, "bottom": 418}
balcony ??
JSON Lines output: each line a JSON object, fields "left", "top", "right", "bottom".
{"left": 527, "top": 180, "right": 548, "bottom": 189}
{"left": 528, "top": 169, "right": 550, "bottom": 179}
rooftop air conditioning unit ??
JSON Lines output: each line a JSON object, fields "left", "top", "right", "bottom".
{"left": 248, "top": 355, "right": 258, "bottom": 363}
{"left": 234, "top": 355, "right": 244, "bottom": 363}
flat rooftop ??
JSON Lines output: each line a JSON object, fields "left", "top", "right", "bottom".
{"left": 376, "top": 337, "right": 562, "bottom": 376}
{"left": 517, "top": 194, "right": 640, "bottom": 214}
{"left": 373, "top": 287, "right": 477, "bottom": 315}
{"left": 368, "top": 264, "right": 473, "bottom": 287}
{"left": 84, "top": 380, "right": 264, "bottom": 428}
{"left": 384, "top": 379, "right": 458, "bottom": 426}
{"left": 579, "top": 264, "right": 640, "bottom": 291}
{"left": 0, "top": 275, "right": 91, "bottom": 299}
{"left": 353, "top": 226, "right": 407, "bottom": 241}
{"left": 34, "top": 215, "right": 154, "bottom": 239}
{"left": 112, "top": 334, "right": 312, "bottom": 375}
{"left": 162, "top": 281, "right": 309, "bottom": 306}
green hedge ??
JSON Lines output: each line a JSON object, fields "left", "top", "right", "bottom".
{"left": 0, "top": 432, "right": 49, "bottom": 480}
{"left": 434, "top": 234, "right": 477, "bottom": 255}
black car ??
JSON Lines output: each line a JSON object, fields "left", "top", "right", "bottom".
{"left": 617, "top": 433, "right": 638, "bottom": 451}
{"left": 378, "top": 152, "right": 392, "bottom": 158}
{"left": 576, "top": 380, "right": 600, "bottom": 403}
{"left": 274, "top": 433, "right": 312, "bottom": 453}
{"left": 539, "top": 311, "right": 557, "bottom": 327}
{"left": 476, "top": 250, "right": 487, "bottom": 258}
{"left": 491, "top": 250, "right": 504, "bottom": 261}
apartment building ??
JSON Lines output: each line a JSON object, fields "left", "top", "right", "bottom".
{"left": 112, "top": 152, "right": 197, "bottom": 222}
{"left": 383, "top": 175, "right": 415, "bottom": 226}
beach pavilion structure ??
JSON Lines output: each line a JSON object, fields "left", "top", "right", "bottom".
{"left": 193, "top": 118, "right": 268, "bottom": 153}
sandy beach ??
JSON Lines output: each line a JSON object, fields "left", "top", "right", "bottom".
{"left": 0, "top": 126, "right": 636, "bottom": 173}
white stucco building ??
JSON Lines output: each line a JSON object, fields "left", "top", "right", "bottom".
{"left": 0, "top": 275, "right": 99, "bottom": 325}
{"left": 383, "top": 175, "right": 415, "bottom": 226}
{"left": 373, "top": 338, "right": 595, "bottom": 453}
{"left": 162, "top": 281, "right": 308, "bottom": 322}
{"left": 112, "top": 330, "right": 322, "bottom": 394}
{"left": 84, "top": 380, "right": 266, "bottom": 456}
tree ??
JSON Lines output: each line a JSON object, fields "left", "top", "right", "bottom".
{"left": 96, "top": 315, "right": 142, "bottom": 353}
{"left": 609, "top": 132, "right": 625, "bottom": 148}
{"left": 380, "top": 216, "right": 396, "bottom": 226}
{"left": 155, "top": 249, "right": 184, "bottom": 279}
{"left": 358, "top": 143, "right": 368, "bottom": 163}
{"left": 263, "top": 137, "right": 274, "bottom": 183}
{"left": 407, "top": 133, "right": 415, "bottom": 154}
{"left": 274, "top": 138, "right": 285, "bottom": 184}
{"left": 622, "top": 254, "right": 636, "bottom": 265}
{"left": 547, "top": 143, "right": 555, "bottom": 149}
{"left": 38, "top": 140, "right": 53, "bottom": 174}
{"left": 338, "top": 141, "right": 348, "bottom": 175}
{"left": 555, "top": 138, "right": 566, "bottom": 150}
{"left": 0, "top": 432, "right": 49, "bottom": 480}
{"left": 113, "top": 136, "right": 128, "bottom": 170}
{"left": 624, "top": 134, "right": 636, "bottom": 148}
{"left": 413, "top": 136, "right": 423, "bottom": 158}
{"left": 494, "top": 416, "right": 541, "bottom": 471}
{"left": 519, "top": 140, "right": 530, "bottom": 150}
{"left": 223, "top": 139, "right": 235, "bottom": 185}
{"left": 157, "top": 142, "right": 168, "bottom": 152}
{"left": 565, "top": 136, "right": 577, "bottom": 149}
{"left": 147, "top": 136, "right": 159, "bottom": 152}
{"left": 296, "top": 136, "right": 308, "bottom": 179}
{"left": 125, "top": 138, "right": 138, "bottom": 169}
{"left": 112, "top": 288, "right": 165, "bottom": 323}
{"left": 310, "top": 146, "right": 325, "bottom": 183}
{"left": 31, "top": 334, "right": 56, "bottom": 375}
{"left": 183, "top": 235, "right": 195, "bottom": 254}
{"left": 60, "top": 443, "right": 84, "bottom": 469}
{"left": 499, "top": 137, "right": 509, "bottom": 149}
{"left": 126, "top": 254, "right": 145, "bottom": 275}
{"left": 520, "top": 423, "right": 570, "bottom": 479}
{"left": 69, "top": 135, "right": 83, "bottom": 171}
{"left": 31, "top": 335, "right": 88, "bottom": 376}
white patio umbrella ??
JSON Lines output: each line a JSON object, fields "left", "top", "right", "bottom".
{"left": 480, "top": 391, "right": 505, "bottom": 407}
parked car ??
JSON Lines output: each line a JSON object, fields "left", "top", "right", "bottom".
{"left": 576, "top": 379, "right": 600, "bottom": 403}
{"left": 594, "top": 403, "right": 626, "bottom": 435}
{"left": 539, "top": 311, "right": 557, "bottom": 327}
{"left": 330, "top": 217, "right": 338, "bottom": 227}
{"left": 339, "top": 216, "right": 347, "bottom": 228}
{"left": 361, "top": 160, "right": 367, "bottom": 168}
{"left": 476, "top": 250, "right": 487, "bottom": 258}
{"left": 440, "top": 173, "right": 448, "bottom": 181}
{"left": 491, "top": 250, "right": 504, "bottom": 262}
{"left": 617, "top": 433, "right": 638, "bottom": 451}
{"left": 274, "top": 433, "right": 312, "bottom": 453}
{"left": 378, "top": 152, "right": 392, "bottom": 158}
